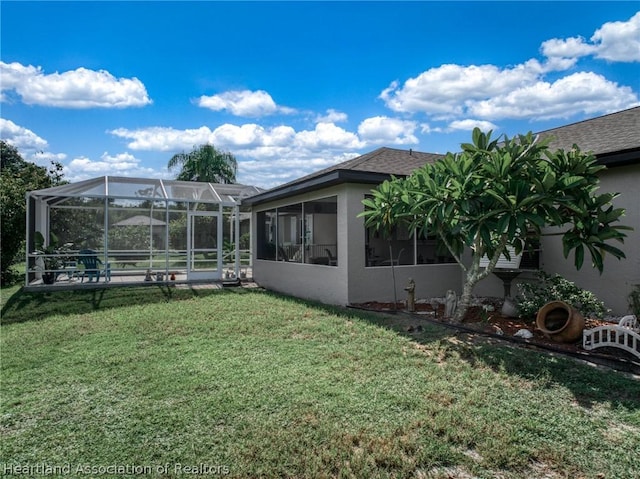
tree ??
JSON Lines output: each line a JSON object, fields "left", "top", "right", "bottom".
{"left": 168, "top": 144, "right": 237, "bottom": 183}
{"left": 360, "top": 128, "right": 631, "bottom": 321}
{"left": 0, "top": 141, "right": 64, "bottom": 284}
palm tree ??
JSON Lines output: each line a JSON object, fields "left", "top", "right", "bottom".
{"left": 168, "top": 144, "right": 237, "bottom": 183}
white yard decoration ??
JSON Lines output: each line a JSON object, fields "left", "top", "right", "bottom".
{"left": 583, "top": 315, "right": 640, "bottom": 360}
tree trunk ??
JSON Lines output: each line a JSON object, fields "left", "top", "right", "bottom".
{"left": 453, "top": 264, "right": 481, "bottom": 322}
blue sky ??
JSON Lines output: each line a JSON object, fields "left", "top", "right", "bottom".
{"left": 2, "top": 1, "right": 639, "bottom": 189}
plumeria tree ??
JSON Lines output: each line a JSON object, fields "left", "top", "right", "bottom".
{"left": 360, "top": 128, "right": 631, "bottom": 321}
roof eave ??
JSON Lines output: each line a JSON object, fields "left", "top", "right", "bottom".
{"left": 596, "top": 147, "right": 640, "bottom": 168}
{"left": 242, "top": 169, "right": 397, "bottom": 207}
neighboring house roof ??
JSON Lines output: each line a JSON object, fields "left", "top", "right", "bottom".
{"left": 113, "top": 215, "right": 167, "bottom": 227}
{"left": 244, "top": 107, "right": 640, "bottom": 207}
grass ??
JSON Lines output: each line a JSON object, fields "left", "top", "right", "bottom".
{"left": 1, "top": 284, "right": 639, "bottom": 478}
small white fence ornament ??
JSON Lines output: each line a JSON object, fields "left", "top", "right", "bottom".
{"left": 582, "top": 315, "right": 640, "bottom": 360}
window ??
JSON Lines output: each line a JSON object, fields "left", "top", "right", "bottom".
{"left": 257, "top": 209, "right": 277, "bottom": 260}
{"left": 257, "top": 196, "right": 337, "bottom": 266}
{"left": 364, "top": 195, "right": 454, "bottom": 267}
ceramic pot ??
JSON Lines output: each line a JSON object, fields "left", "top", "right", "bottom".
{"left": 536, "top": 301, "right": 585, "bottom": 343}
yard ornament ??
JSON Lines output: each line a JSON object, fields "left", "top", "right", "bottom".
{"left": 445, "top": 290, "right": 458, "bottom": 318}
{"left": 405, "top": 278, "right": 416, "bottom": 312}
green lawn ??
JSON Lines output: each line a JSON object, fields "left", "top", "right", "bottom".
{"left": 1, "top": 285, "right": 639, "bottom": 478}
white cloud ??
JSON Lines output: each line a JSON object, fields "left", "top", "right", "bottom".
{"left": 110, "top": 126, "right": 214, "bottom": 151}
{"left": 469, "top": 72, "right": 639, "bottom": 120}
{"left": 540, "top": 37, "right": 596, "bottom": 64}
{"left": 419, "top": 123, "right": 444, "bottom": 134}
{"left": 542, "top": 12, "right": 640, "bottom": 63}
{"left": 0, "top": 118, "right": 69, "bottom": 167}
{"left": 210, "top": 124, "right": 299, "bottom": 149}
{"left": 591, "top": 11, "right": 640, "bottom": 62}
{"left": 197, "top": 89, "right": 295, "bottom": 117}
{"left": 65, "top": 152, "right": 160, "bottom": 182}
{"left": 0, "top": 118, "right": 48, "bottom": 150}
{"left": 379, "top": 12, "right": 639, "bottom": 123}
{"left": 316, "top": 109, "right": 348, "bottom": 123}
{"left": 447, "top": 119, "right": 498, "bottom": 132}
{"left": 31, "top": 151, "right": 67, "bottom": 164}
{"left": 380, "top": 62, "right": 543, "bottom": 117}
{"left": 110, "top": 121, "right": 373, "bottom": 188}
{"left": 111, "top": 121, "right": 365, "bottom": 152}
{"left": 294, "top": 122, "right": 363, "bottom": 150}
{"left": 357, "top": 116, "right": 418, "bottom": 145}
{"left": 237, "top": 152, "right": 359, "bottom": 189}
{"left": 0, "top": 61, "right": 151, "bottom": 108}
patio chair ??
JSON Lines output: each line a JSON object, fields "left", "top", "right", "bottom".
{"left": 78, "top": 249, "right": 110, "bottom": 283}
{"left": 277, "top": 246, "right": 289, "bottom": 262}
{"left": 61, "top": 260, "right": 79, "bottom": 281}
{"left": 380, "top": 248, "right": 405, "bottom": 266}
{"left": 325, "top": 249, "right": 337, "bottom": 266}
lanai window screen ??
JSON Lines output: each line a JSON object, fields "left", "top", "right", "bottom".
{"left": 363, "top": 195, "right": 456, "bottom": 267}
{"left": 256, "top": 196, "right": 338, "bottom": 266}
{"left": 26, "top": 176, "right": 260, "bottom": 287}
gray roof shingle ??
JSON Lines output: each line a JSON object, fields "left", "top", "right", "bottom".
{"left": 297, "top": 147, "right": 442, "bottom": 180}
{"left": 538, "top": 106, "right": 640, "bottom": 157}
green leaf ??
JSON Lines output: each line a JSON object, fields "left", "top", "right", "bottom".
{"left": 542, "top": 172, "right": 556, "bottom": 190}
{"left": 574, "top": 244, "right": 584, "bottom": 270}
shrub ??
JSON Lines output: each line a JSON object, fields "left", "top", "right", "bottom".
{"left": 516, "top": 271, "right": 608, "bottom": 319}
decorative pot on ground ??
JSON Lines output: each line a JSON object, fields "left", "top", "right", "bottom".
{"left": 536, "top": 301, "right": 585, "bottom": 343}
{"left": 501, "top": 298, "right": 519, "bottom": 317}
{"left": 42, "top": 272, "right": 56, "bottom": 285}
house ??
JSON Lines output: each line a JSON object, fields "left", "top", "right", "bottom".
{"left": 244, "top": 107, "right": 640, "bottom": 315}
{"left": 113, "top": 215, "right": 168, "bottom": 250}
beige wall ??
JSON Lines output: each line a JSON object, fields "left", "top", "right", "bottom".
{"left": 472, "top": 163, "right": 639, "bottom": 315}
{"left": 344, "top": 185, "right": 462, "bottom": 303}
{"left": 251, "top": 184, "right": 349, "bottom": 305}
{"left": 251, "top": 162, "right": 638, "bottom": 313}
{"left": 539, "top": 163, "right": 639, "bottom": 315}
{"left": 251, "top": 183, "right": 464, "bottom": 306}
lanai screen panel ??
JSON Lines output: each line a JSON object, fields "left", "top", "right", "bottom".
{"left": 26, "top": 176, "right": 257, "bottom": 287}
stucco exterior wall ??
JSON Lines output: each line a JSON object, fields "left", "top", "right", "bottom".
{"left": 250, "top": 162, "right": 637, "bottom": 313}
{"left": 344, "top": 185, "right": 462, "bottom": 304}
{"left": 250, "top": 183, "right": 464, "bottom": 306}
{"left": 250, "top": 184, "right": 349, "bottom": 305}
{"left": 540, "top": 163, "right": 639, "bottom": 315}
{"left": 473, "top": 163, "right": 639, "bottom": 315}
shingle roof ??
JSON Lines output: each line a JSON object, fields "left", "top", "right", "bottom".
{"left": 113, "top": 215, "right": 167, "bottom": 227}
{"left": 298, "top": 147, "right": 442, "bottom": 181}
{"left": 537, "top": 106, "right": 640, "bottom": 162}
{"left": 242, "top": 147, "right": 443, "bottom": 205}
{"left": 244, "top": 107, "right": 639, "bottom": 206}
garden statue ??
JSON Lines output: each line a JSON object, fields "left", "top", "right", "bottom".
{"left": 445, "top": 290, "right": 458, "bottom": 318}
{"left": 404, "top": 278, "right": 416, "bottom": 312}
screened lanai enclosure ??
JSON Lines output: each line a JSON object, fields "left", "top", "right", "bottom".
{"left": 26, "top": 177, "right": 260, "bottom": 289}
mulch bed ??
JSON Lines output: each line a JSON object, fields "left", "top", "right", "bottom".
{"left": 350, "top": 300, "right": 639, "bottom": 373}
